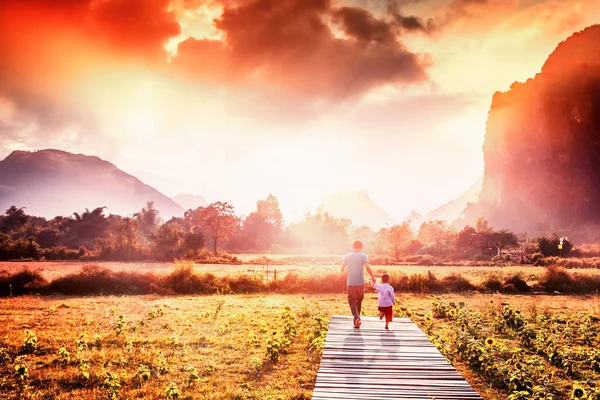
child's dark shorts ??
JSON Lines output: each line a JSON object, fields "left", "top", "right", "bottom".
{"left": 378, "top": 306, "right": 393, "bottom": 323}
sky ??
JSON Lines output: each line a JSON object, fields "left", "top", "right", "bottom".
{"left": 0, "top": 0, "right": 598, "bottom": 222}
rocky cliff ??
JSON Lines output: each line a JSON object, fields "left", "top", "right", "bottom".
{"left": 464, "top": 25, "right": 600, "bottom": 235}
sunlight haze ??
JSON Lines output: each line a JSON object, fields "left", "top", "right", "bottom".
{"left": 1, "top": 0, "right": 598, "bottom": 222}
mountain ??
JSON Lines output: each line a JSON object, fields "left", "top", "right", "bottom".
{"left": 173, "top": 194, "right": 207, "bottom": 211}
{"left": 0, "top": 149, "right": 184, "bottom": 218}
{"left": 462, "top": 25, "right": 600, "bottom": 235}
{"left": 425, "top": 178, "right": 482, "bottom": 224}
{"left": 318, "top": 190, "right": 396, "bottom": 229}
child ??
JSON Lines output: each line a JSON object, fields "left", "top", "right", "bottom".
{"left": 373, "top": 273, "right": 395, "bottom": 330}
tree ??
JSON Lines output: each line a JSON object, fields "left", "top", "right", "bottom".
{"left": 256, "top": 194, "right": 283, "bottom": 229}
{"left": 418, "top": 220, "right": 455, "bottom": 254}
{"left": 195, "top": 202, "right": 238, "bottom": 255}
{"left": 231, "top": 195, "right": 284, "bottom": 252}
{"left": 475, "top": 217, "right": 492, "bottom": 233}
{"left": 456, "top": 223, "right": 519, "bottom": 255}
{"left": 456, "top": 226, "right": 477, "bottom": 252}
{"left": 183, "top": 227, "right": 204, "bottom": 258}
{"left": 135, "top": 201, "right": 161, "bottom": 236}
{"left": 149, "top": 224, "right": 184, "bottom": 260}
{"left": 113, "top": 217, "right": 140, "bottom": 256}
{"left": 70, "top": 207, "right": 110, "bottom": 247}
{"left": 491, "top": 229, "right": 519, "bottom": 255}
{"left": 285, "top": 210, "right": 351, "bottom": 253}
{"left": 1, "top": 206, "right": 29, "bottom": 232}
{"left": 386, "top": 223, "right": 412, "bottom": 260}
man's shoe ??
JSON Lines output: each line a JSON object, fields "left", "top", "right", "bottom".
{"left": 354, "top": 319, "right": 361, "bottom": 328}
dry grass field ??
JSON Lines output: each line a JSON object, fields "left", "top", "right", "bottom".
{"left": 1, "top": 291, "right": 599, "bottom": 399}
{"left": 4, "top": 260, "right": 600, "bottom": 285}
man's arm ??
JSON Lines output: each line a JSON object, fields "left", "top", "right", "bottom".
{"left": 340, "top": 262, "right": 347, "bottom": 272}
{"left": 364, "top": 262, "right": 376, "bottom": 284}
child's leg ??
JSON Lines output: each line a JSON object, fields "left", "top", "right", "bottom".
{"left": 385, "top": 306, "right": 393, "bottom": 329}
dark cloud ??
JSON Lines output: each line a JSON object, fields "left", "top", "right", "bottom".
{"left": 175, "top": 0, "right": 430, "bottom": 99}
{"left": 386, "top": 0, "right": 505, "bottom": 32}
{"left": 332, "top": 7, "right": 396, "bottom": 44}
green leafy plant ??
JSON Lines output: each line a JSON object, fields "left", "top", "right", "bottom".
{"left": 102, "top": 371, "right": 121, "bottom": 399}
{"left": 21, "top": 330, "right": 38, "bottom": 354}
{"left": 58, "top": 345, "right": 70, "bottom": 365}
{"left": 164, "top": 382, "right": 181, "bottom": 399}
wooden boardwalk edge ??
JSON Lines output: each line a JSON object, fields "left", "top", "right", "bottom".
{"left": 312, "top": 315, "right": 483, "bottom": 400}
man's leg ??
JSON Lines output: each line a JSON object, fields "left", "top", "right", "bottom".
{"left": 347, "top": 286, "right": 359, "bottom": 321}
{"left": 355, "top": 286, "right": 365, "bottom": 321}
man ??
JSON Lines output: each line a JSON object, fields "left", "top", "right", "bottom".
{"left": 341, "top": 240, "right": 376, "bottom": 328}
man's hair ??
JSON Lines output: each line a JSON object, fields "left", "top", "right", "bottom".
{"left": 352, "top": 240, "right": 363, "bottom": 250}
{"left": 382, "top": 273, "right": 390, "bottom": 283}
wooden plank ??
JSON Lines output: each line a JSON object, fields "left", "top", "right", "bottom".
{"left": 312, "top": 315, "right": 482, "bottom": 400}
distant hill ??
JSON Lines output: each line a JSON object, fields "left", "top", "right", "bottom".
{"left": 425, "top": 178, "right": 482, "bottom": 224}
{"left": 462, "top": 24, "right": 600, "bottom": 235}
{"left": 318, "top": 191, "right": 396, "bottom": 229}
{"left": 0, "top": 149, "right": 184, "bottom": 218}
{"left": 173, "top": 194, "right": 207, "bottom": 211}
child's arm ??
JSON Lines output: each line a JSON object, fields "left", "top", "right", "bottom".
{"left": 391, "top": 287, "right": 396, "bottom": 304}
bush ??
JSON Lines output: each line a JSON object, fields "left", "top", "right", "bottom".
{"left": 529, "top": 252, "right": 544, "bottom": 264}
{"left": 48, "top": 265, "right": 161, "bottom": 295}
{"left": 41, "top": 246, "right": 81, "bottom": 261}
{"left": 474, "top": 253, "right": 490, "bottom": 262}
{"left": 390, "top": 272, "right": 409, "bottom": 292}
{"left": 0, "top": 269, "right": 47, "bottom": 296}
{"left": 438, "top": 273, "right": 476, "bottom": 292}
{"left": 162, "top": 265, "right": 225, "bottom": 294}
{"left": 419, "top": 255, "right": 439, "bottom": 266}
{"left": 407, "top": 272, "right": 438, "bottom": 293}
{"left": 281, "top": 273, "right": 346, "bottom": 293}
{"left": 8, "top": 262, "right": 600, "bottom": 297}
{"left": 483, "top": 277, "right": 503, "bottom": 292}
{"left": 491, "top": 255, "right": 504, "bottom": 264}
{"left": 225, "top": 275, "right": 265, "bottom": 293}
{"left": 539, "top": 266, "right": 576, "bottom": 293}
{"left": 503, "top": 274, "right": 530, "bottom": 293}
{"left": 537, "top": 236, "right": 573, "bottom": 257}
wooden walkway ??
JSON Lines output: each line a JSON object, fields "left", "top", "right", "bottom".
{"left": 312, "top": 316, "right": 482, "bottom": 400}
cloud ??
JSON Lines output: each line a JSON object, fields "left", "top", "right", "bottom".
{"left": 174, "top": 0, "right": 431, "bottom": 99}
{"left": 332, "top": 7, "right": 397, "bottom": 43}
{"left": 0, "top": 0, "right": 180, "bottom": 137}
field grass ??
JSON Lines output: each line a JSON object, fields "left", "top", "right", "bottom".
{"left": 5, "top": 260, "right": 600, "bottom": 284}
{"left": 1, "top": 292, "right": 599, "bottom": 399}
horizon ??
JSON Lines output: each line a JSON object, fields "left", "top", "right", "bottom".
{"left": 1, "top": 0, "right": 598, "bottom": 222}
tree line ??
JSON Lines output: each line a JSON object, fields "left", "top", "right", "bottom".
{"left": 0, "top": 196, "right": 572, "bottom": 261}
